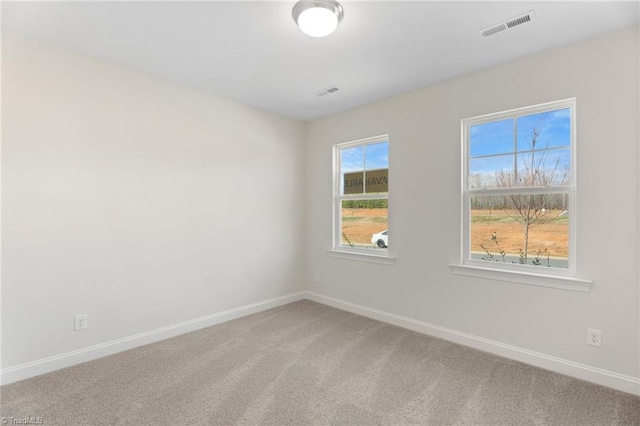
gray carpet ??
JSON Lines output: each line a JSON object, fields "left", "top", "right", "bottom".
{"left": 1, "top": 300, "right": 639, "bottom": 425}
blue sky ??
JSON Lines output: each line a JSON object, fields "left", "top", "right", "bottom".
{"left": 341, "top": 141, "right": 389, "bottom": 173}
{"left": 470, "top": 108, "right": 570, "bottom": 158}
{"left": 469, "top": 108, "right": 571, "bottom": 181}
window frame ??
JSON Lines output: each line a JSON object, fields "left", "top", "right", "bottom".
{"left": 459, "top": 99, "right": 582, "bottom": 282}
{"left": 330, "top": 134, "right": 393, "bottom": 263}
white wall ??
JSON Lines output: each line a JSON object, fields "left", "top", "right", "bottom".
{"left": 2, "top": 26, "right": 639, "bottom": 391}
{"left": 1, "top": 35, "right": 306, "bottom": 369}
{"left": 306, "top": 27, "right": 640, "bottom": 380}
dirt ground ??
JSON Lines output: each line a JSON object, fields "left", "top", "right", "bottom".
{"left": 341, "top": 208, "right": 568, "bottom": 257}
{"left": 341, "top": 208, "right": 387, "bottom": 245}
{"left": 471, "top": 209, "right": 568, "bottom": 258}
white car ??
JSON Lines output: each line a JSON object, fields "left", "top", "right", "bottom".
{"left": 371, "top": 230, "right": 388, "bottom": 248}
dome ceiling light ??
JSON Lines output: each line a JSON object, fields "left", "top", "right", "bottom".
{"left": 292, "top": 0, "right": 344, "bottom": 38}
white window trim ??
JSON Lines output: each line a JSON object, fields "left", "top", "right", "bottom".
{"left": 454, "top": 98, "right": 591, "bottom": 292}
{"left": 331, "top": 134, "right": 394, "bottom": 264}
{"left": 326, "top": 249, "right": 396, "bottom": 265}
{"left": 450, "top": 264, "right": 591, "bottom": 292}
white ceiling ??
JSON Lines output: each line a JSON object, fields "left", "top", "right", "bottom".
{"left": 2, "top": 1, "right": 638, "bottom": 121}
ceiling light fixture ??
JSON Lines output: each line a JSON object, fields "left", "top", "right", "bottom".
{"left": 292, "top": 0, "right": 344, "bottom": 38}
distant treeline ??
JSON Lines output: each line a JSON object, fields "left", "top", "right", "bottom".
{"left": 343, "top": 200, "right": 388, "bottom": 209}
{"left": 471, "top": 193, "right": 568, "bottom": 210}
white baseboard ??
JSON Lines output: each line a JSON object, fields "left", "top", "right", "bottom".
{"left": 304, "top": 291, "right": 640, "bottom": 396}
{"left": 3, "top": 290, "right": 639, "bottom": 396}
{"left": 0, "top": 292, "right": 306, "bottom": 386}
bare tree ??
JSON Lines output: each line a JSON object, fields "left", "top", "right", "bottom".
{"left": 495, "top": 123, "right": 569, "bottom": 263}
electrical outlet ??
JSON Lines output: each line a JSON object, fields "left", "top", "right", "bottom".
{"left": 74, "top": 314, "right": 88, "bottom": 331}
{"left": 587, "top": 328, "right": 601, "bottom": 347}
{"left": 314, "top": 273, "right": 320, "bottom": 283}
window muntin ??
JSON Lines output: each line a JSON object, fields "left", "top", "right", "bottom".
{"left": 334, "top": 136, "right": 389, "bottom": 253}
{"left": 463, "top": 100, "right": 575, "bottom": 275}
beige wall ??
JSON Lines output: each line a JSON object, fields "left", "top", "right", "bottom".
{"left": 1, "top": 35, "right": 306, "bottom": 368}
{"left": 306, "top": 26, "right": 639, "bottom": 378}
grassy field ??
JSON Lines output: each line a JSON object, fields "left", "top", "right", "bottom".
{"left": 340, "top": 208, "right": 568, "bottom": 258}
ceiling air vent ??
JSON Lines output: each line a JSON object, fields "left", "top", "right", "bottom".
{"left": 480, "top": 10, "right": 536, "bottom": 38}
{"left": 315, "top": 86, "right": 340, "bottom": 97}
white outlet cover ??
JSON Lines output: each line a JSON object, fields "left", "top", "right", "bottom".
{"left": 587, "top": 328, "right": 601, "bottom": 347}
{"left": 75, "top": 314, "right": 88, "bottom": 331}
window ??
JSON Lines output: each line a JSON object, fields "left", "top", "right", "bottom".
{"left": 461, "top": 99, "right": 577, "bottom": 278}
{"left": 333, "top": 135, "right": 389, "bottom": 257}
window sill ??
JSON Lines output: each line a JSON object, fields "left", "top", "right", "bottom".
{"left": 450, "top": 264, "right": 591, "bottom": 292}
{"left": 327, "top": 249, "right": 396, "bottom": 265}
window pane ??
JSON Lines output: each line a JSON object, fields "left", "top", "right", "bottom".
{"left": 469, "top": 194, "right": 569, "bottom": 269}
{"left": 341, "top": 146, "right": 363, "bottom": 173}
{"left": 342, "top": 142, "right": 389, "bottom": 195}
{"left": 343, "top": 171, "right": 364, "bottom": 195}
{"left": 364, "top": 169, "right": 388, "bottom": 194}
{"left": 516, "top": 148, "right": 571, "bottom": 186}
{"left": 469, "top": 154, "right": 514, "bottom": 189}
{"left": 364, "top": 141, "right": 389, "bottom": 170}
{"left": 516, "top": 108, "right": 571, "bottom": 151}
{"left": 470, "top": 118, "right": 514, "bottom": 158}
{"left": 341, "top": 199, "right": 388, "bottom": 250}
